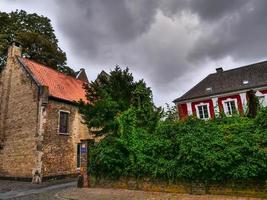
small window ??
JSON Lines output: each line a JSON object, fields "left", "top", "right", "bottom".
{"left": 59, "top": 111, "right": 69, "bottom": 134}
{"left": 242, "top": 80, "right": 249, "bottom": 85}
{"left": 206, "top": 87, "right": 212, "bottom": 92}
{"left": 224, "top": 100, "right": 236, "bottom": 115}
{"left": 197, "top": 105, "right": 209, "bottom": 119}
{"left": 77, "top": 143, "right": 81, "bottom": 168}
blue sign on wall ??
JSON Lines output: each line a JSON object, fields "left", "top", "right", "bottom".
{"left": 81, "top": 144, "right": 87, "bottom": 153}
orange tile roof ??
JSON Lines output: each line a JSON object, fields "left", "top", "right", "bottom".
{"left": 19, "top": 57, "right": 88, "bottom": 103}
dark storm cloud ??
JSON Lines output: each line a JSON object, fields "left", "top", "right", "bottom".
{"left": 159, "top": 0, "right": 246, "bottom": 20}
{"left": 54, "top": 0, "right": 197, "bottom": 88}
{"left": 56, "top": 0, "right": 159, "bottom": 57}
{"left": 3, "top": 0, "right": 267, "bottom": 105}
{"left": 187, "top": 0, "right": 247, "bottom": 21}
{"left": 51, "top": 0, "right": 267, "bottom": 104}
{"left": 187, "top": 0, "right": 267, "bottom": 62}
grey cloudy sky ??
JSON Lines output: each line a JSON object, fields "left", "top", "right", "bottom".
{"left": 1, "top": 0, "right": 267, "bottom": 106}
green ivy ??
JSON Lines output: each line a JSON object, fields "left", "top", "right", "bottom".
{"left": 89, "top": 109, "right": 267, "bottom": 183}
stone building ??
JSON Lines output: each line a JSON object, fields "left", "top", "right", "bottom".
{"left": 0, "top": 42, "right": 93, "bottom": 182}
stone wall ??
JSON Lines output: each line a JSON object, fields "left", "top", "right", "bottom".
{"left": 0, "top": 56, "right": 39, "bottom": 178}
{"left": 90, "top": 177, "right": 267, "bottom": 198}
{"left": 0, "top": 44, "right": 92, "bottom": 181}
{"left": 41, "top": 99, "right": 91, "bottom": 178}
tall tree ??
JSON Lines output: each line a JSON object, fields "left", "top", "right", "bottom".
{"left": 0, "top": 10, "right": 74, "bottom": 75}
{"left": 164, "top": 103, "right": 178, "bottom": 121}
{"left": 79, "top": 66, "right": 162, "bottom": 136}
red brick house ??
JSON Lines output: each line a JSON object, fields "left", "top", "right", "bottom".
{"left": 173, "top": 62, "right": 267, "bottom": 120}
{"left": 0, "top": 42, "right": 93, "bottom": 182}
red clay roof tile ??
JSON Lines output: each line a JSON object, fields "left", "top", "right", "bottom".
{"left": 19, "top": 58, "right": 87, "bottom": 103}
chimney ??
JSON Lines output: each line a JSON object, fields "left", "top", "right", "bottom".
{"left": 216, "top": 67, "right": 223, "bottom": 73}
{"left": 8, "top": 41, "right": 22, "bottom": 58}
{"left": 76, "top": 68, "right": 89, "bottom": 83}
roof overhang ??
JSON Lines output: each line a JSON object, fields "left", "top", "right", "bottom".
{"left": 173, "top": 85, "right": 267, "bottom": 104}
{"left": 48, "top": 96, "right": 81, "bottom": 106}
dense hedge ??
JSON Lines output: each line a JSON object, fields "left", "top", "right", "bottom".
{"left": 89, "top": 108, "right": 267, "bottom": 183}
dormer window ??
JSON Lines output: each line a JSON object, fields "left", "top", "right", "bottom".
{"left": 243, "top": 80, "right": 249, "bottom": 85}
{"left": 206, "top": 87, "right": 212, "bottom": 92}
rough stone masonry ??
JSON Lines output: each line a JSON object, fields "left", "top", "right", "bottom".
{"left": 0, "top": 42, "right": 92, "bottom": 183}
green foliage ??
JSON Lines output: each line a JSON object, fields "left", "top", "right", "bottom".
{"left": 82, "top": 65, "right": 266, "bottom": 183}
{"left": 0, "top": 10, "right": 74, "bottom": 75}
{"left": 79, "top": 66, "right": 162, "bottom": 136}
{"left": 89, "top": 111, "right": 267, "bottom": 183}
{"left": 164, "top": 103, "right": 178, "bottom": 121}
{"left": 246, "top": 90, "right": 260, "bottom": 118}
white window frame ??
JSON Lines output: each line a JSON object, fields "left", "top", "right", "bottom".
{"left": 239, "top": 93, "right": 247, "bottom": 113}
{"left": 258, "top": 96, "right": 265, "bottom": 106}
{"left": 255, "top": 91, "right": 267, "bottom": 107}
{"left": 222, "top": 99, "right": 238, "bottom": 116}
{"left": 58, "top": 110, "right": 70, "bottom": 135}
{"left": 195, "top": 103, "right": 210, "bottom": 120}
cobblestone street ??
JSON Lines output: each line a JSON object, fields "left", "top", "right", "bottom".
{"left": 57, "top": 188, "right": 264, "bottom": 200}
{"left": 6, "top": 187, "right": 63, "bottom": 200}
{"left": 0, "top": 180, "right": 265, "bottom": 200}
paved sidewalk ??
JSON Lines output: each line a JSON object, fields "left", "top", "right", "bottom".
{"left": 0, "top": 178, "right": 76, "bottom": 193}
{"left": 56, "top": 188, "right": 264, "bottom": 200}
{"left": 0, "top": 179, "right": 76, "bottom": 199}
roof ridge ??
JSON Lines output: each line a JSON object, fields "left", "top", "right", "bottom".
{"left": 173, "top": 74, "right": 212, "bottom": 102}
{"left": 21, "top": 58, "right": 87, "bottom": 84}
{"left": 210, "top": 59, "right": 267, "bottom": 75}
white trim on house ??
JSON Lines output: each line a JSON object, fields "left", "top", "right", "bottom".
{"left": 176, "top": 86, "right": 267, "bottom": 104}
{"left": 222, "top": 98, "right": 238, "bottom": 116}
{"left": 239, "top": 92, "right": 247, "bottom": 113}
{"left": 176, "top": 88, "right": 267, "bottom": 120}
{"left": 212, "top": 97, "right": 219, "bottom": 117}
{"left": 195, "top": 102, "right": 210, "bottom": 120}
{"left": 186, "top": 102, "right": 193, "bottom": 116}
{"left": 255, "top": 91, "right": 267, "bottom": 107}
